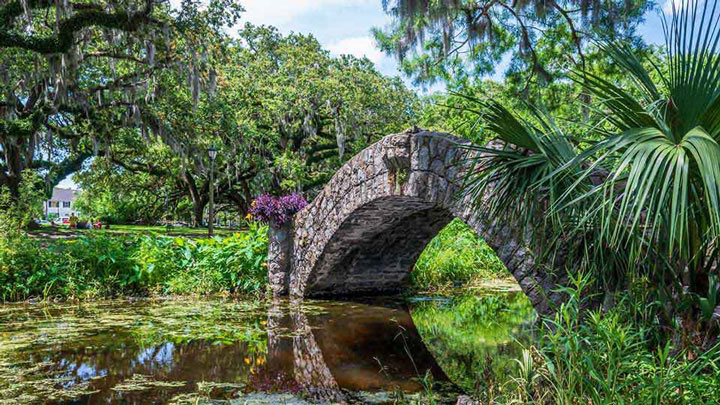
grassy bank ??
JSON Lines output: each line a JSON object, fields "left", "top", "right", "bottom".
{"left": 412, "top": 218, "right": 511, "bottom": 293}
{"left": 510, "top": 275, "right": 720, "bottom": 403}
{"left": 0, "top": 223, "right": 268, "bottom": 301}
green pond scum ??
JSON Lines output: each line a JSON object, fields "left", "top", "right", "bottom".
{"left": 0, "top": 290, "right": 536, "bottom": 404}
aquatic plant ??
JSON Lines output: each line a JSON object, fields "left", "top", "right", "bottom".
{"left": 500, "top": 273, "right": 720, "bottom": 403}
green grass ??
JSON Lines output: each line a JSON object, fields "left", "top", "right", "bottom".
{"left": 506, "top": 273, "right": 720, "bottom": 404}
{"left": 412, "top": 218, "right": 510, "bottom": 293}
{"left": 29, "top": 224, "right": 238, "bottom": 241}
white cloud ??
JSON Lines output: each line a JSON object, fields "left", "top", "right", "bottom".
{"left": 241, "top": 0, "right": 374, "bottom": 27}
{"left": 327, "top": 36, "right": 384, "bottom": 64}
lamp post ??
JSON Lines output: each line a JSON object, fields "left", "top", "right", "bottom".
{"left": 208, "top": 146, "right": 218, "bottom": 238}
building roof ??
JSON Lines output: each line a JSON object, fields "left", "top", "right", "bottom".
{"left": 50, "top": 188, "right": 80, "bottom": 202}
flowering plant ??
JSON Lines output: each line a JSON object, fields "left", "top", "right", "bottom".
{"left": 249, "top": 193, "right": 308, "bottom": 228}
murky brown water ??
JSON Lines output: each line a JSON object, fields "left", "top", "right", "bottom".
{"left": 0, "top": 292, "right": 535, "bottom": 404}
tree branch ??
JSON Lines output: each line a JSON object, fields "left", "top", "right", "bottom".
{"left": 84, "top": 51, "right": 147, "bottom": 64}
{"left": 0, "top": 0, "right": 157, "bottom": 54}
{"left": 552, "top": 1, "right": 586, "bottom": 69}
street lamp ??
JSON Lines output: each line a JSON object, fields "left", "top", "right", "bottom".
{"left": 208, "top": 146, "right": 218, "bottom": 237}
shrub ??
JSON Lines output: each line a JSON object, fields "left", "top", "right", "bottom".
{"left": 139, "top": 222, "right": 269, "bottom": 295}
{"left": 0, "top": 233, "right": 140, "bottom": 300}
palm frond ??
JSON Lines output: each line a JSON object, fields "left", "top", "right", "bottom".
{"left": 461, "top": 101, "right": 583, "bottom": 242}
{"left": 662, "top": 0, "right": 720, "bottom": 138}
{"left": 573, "top": 70, "right": 664, "bottom": 133}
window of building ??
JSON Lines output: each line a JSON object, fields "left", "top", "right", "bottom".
{"left": 63, "top": 201, "right": 71, "bottom": 208}
{"left": 49, "top": 201, "right": 59, "bottom": 208}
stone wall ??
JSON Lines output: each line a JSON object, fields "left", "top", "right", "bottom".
{"left": 268, "top": 129, "right": 569, "bottom": 315}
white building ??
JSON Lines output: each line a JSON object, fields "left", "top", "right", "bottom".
{"left": 44, "top": 188, "right": 81, "bottom": 219}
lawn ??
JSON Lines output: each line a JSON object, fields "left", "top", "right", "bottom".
{"left": 29, "top": 224, "right": 241, "bottom": 241}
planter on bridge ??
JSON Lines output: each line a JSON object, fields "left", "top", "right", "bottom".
{"left": 249, "top": 193, "right": 308, "bottom": 297}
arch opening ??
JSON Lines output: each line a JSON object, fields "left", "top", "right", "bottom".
{"left": 304, "top": 196, "right": 454, "bottom": 297}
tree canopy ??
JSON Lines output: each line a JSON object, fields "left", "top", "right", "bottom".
{"left": 0, "top": 0, "right": 242, "bottom": 200}
{"left": 73, "top": 23, "right": 419, "bottom": 226}
{"left": 374, "top": 0, "right": 654, "bottom": 88}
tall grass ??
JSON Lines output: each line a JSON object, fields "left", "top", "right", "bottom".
{"left": 412, "top": 218, "right": 509, "bottom": 292}
{"left": 502, "top": 273, "right": 720, "bottom": 404}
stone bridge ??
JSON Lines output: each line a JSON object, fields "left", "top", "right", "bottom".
{"left": 268, "top": 129, "right": 568, "bottom": 315}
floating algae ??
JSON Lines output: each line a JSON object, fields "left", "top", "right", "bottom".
{"left": 196, "top": 381, "right": 246, "bottom": 398}
{"left": 111, "top": 374, "right": 187, "bottom": 392}
{"left": 0, "top": 298, "right": 269, "bottom": 402}
{"left": 0, "top": 360, "right": 99, "bottom": 404}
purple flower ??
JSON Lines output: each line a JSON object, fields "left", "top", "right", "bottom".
{"left": 280, "top": 193, "right": 308, "bottom": 216}
{"left": 249, "top": 193, "right": 308, "bottom": 228}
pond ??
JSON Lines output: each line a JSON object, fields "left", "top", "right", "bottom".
{"left": 0, "top": 287, "right": 536, "bottom": 404}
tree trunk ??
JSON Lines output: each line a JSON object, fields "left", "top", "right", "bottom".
{"left": 1, "top": 133, "right": 24, "bottom": 199}
{"left": 191, "top": 199, "right": 207, "bottom": 228}
{"left": 181, "top": 171, "right": 208, "bottom": 228}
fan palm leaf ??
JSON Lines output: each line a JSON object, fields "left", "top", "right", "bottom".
{"left": 462, "top": 0, "right": 720, "bottom": 285}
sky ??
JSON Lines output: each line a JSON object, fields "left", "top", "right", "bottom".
{"left": 58, "top": 0, "right": 672, "bottom": 189}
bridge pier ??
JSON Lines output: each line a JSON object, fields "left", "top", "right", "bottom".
{"left": 268, "top": 223, "right": 293, "bottom": 296}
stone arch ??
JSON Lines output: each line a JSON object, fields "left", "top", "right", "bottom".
{"left": 269, "top": 129, "right": 567, "bottom": 315}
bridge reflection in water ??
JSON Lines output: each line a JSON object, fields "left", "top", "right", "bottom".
{"left": 267, "top": 299, "right": 452, "bottom": 402}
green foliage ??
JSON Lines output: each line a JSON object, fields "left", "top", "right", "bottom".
{"left": 0, "top": 223, "right": 269, "bottom": 301}
{"left": 73, "top": 169, "right": 172, "bottom": 224}
{"left": 502, "top": 273, "right": 720, "bottom": 404}
{"left": 412, "top": 219, "right": 508, "bottom": 292}
{"left": 135, "top": 222, "right": 269, "bottom": 295}
{"left": 461, "top": 0, "right": 720, "bottom": 349}
{"left": 0, "top": 0, "right": 242, "bottom": 200}
{"left": 374, "top": 0, "right": 652, "bottom": 87}
{"left": 0, "top": 234, "right": 136, "bottom": 300}
{"left": 0, "top": 170, "right": 45, "bottom": 234}
{"left": 86, "top": 24, "right": 419, "bottom": 227}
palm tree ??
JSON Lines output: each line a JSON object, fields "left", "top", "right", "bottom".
{"left": 463, "top": 0, "right": 720, "bottom": 342}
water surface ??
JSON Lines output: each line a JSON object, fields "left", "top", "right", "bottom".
{"left": 0, "top": 290, "right": 535, "bottom": 403}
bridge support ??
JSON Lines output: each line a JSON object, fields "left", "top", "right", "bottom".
{"left": 268, "top": 223, "right": 293, "bottom": 296}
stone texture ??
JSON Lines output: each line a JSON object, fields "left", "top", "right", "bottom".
{"left": 268, "top": 223, "right": 293, "bottom": 296}
{"left": 270, "top": 129, "right": 569, "bottom": 315}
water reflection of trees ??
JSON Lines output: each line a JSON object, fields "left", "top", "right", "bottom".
{"left": 411, "top": 292, "right": 537, "bottom": 396}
